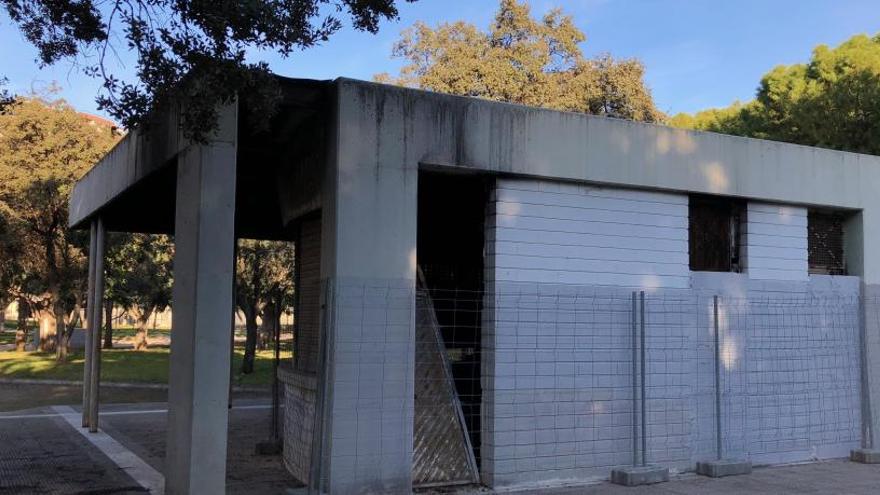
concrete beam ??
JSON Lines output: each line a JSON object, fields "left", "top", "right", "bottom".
{"left": 164, "top": 104, "right": 238, "bottom": 495}
{"left": 68, "top": 102, "right": 236, "bottom": 229}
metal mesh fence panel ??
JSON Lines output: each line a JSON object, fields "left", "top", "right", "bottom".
{"left": 291, "top": 280, "right": 866, "bottom": 491}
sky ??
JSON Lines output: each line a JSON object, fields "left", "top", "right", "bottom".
{"left": 1, "top": 0, "right": 878, "bottom": 121}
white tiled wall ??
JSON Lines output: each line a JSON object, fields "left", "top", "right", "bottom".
{"left": 744, "top": 202, "right": 809, "bottom": 281}
{"left": 487, "top": 179, "right": 690, "bottom": 289}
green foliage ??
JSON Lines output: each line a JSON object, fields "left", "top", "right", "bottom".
{"left": 376, "top": 0, "right": 661, "bottom": 122}
{"left": 236, "top": 239, "right": 294, "bottom": 373}
{"left": 671, "top": 33, "right": 880, "bottom": 155}
{"left": 2, "top": 0, "right": 415, "bottom": 141}
{"left": 105, "top": 232, "right": 174, "bottom": 344}
{"left": 0, "top": 97, "right": 119, "bottom": 351}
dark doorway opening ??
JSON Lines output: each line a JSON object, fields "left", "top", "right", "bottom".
{"left": 417, "top": 171, "right": 489, "bottom": 467}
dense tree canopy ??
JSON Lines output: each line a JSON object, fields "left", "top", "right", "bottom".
{"left": 670, "top": 33, "right": 880, "bottom": 155}
{"left": 376, "top": 0, "right": 661, "bottom": 122}
{"left": 0, "top": 96, "right": 119, "bottom": 358}
{"left": 2, "top": 0, "right": 415, "bottom": 140}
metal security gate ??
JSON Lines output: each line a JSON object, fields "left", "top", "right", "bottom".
{"left": 413, "top": 272, "right": 480, "bottom": 487}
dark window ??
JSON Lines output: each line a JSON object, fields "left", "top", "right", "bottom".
{"left": 808, "top": 210, "right": 846, "bottom": 275}
{"left": 689, "top": 195, "right": 744, "bottom": 272}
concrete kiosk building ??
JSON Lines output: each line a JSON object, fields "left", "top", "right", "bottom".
{"left": 70, "top": 77, "right": 880, "bottom": 493}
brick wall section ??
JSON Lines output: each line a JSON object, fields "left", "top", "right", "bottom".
{"left": 487, "top": 179, "right": 690, "bottom": 288}
{"left": 744, "top": 202, "right": 809, "bottom": 281}
{"left": 296, "top": 217, "right": 322, "bottom": 373}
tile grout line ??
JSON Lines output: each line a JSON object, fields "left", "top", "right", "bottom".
{"left": 51, "top": 405, "right": 165, "bottom": 494}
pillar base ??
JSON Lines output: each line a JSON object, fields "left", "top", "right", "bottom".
{"left": 851, "top": 449, "right": 880, "bottom": 464}
{"left": 610, "top": 465, "right": 669, "bottom": 486}
{"left": 696, "top": 459, "right": 752, "bottom": 477}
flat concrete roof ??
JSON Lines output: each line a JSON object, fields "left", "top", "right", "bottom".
{"left": 69, "top": 76, "right": 880, "bottom": 237}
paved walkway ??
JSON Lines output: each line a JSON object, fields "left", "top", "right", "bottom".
{"left": 0, "top": 394, "right": 300, "bottom": 494}
{"left": 2, "top": 383, "right": 880, "bottom": 494}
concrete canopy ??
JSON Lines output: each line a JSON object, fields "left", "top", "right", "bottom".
{"left": 68, "top": 76, "right": 331, "bottom": 241}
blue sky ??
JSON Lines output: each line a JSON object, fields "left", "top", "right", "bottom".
{"left": 1, "top": 0, "right": 877, "bottom": 121}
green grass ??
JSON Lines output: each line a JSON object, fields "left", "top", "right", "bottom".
{"left": 0, "top": 348, "right": 287, "bottom": 386}
{"left": 110, "top": 326, "right": 172, "bottom": 339}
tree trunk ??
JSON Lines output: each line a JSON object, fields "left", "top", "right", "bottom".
{"left": 39, "top": 311, "right": 56, "bottom": 352}
{"left": 259, "top": 302, "right": 277, "bottom": 350}
{"left": 0, "top": 297, "right": 6, "bottom": 331}
{"left": 54, "top": 303, "right": 68, "bottom": 362}
{"left": 133, "top": 307, "right": 154, "bottom": 351}
{"left": 103, "top": 304, "right": 114, "bottom": 349}
{"left": 240, "top": 306, "right": 259, "bottom": 374}
{"left": 15, "top": 296, "right": 29, "bottom": 352}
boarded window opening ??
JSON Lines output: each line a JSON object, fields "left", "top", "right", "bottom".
{"left": 808, "top": 210, "right": 846, "bottom": 275}
{"left": 689, "top": 195, "right": 744, "bottom": 272}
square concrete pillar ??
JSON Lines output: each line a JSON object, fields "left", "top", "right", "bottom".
{"left": 311, "top": 80, "right": 418, "bottom": 493}
{"left": 165, "top": 105, "right": 238, "bottom": 495}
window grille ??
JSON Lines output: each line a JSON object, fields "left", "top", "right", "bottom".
{"left": 689, "top": 196, "right": 744, "bottom": 272}
{"left": 808, "top": 211, "right": 846, "bottom": 275}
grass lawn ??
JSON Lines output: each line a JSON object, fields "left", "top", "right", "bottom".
{"left": 0, "top": 347, "right": 288, "bottom": 387}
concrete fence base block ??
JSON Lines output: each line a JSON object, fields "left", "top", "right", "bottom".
{"left": 850, "top": 449, "right": 880, "bottom": 464}
{"left": 610, "top": 465, "right": 669, "bottom": 486}
{"left": 695, "top": 459, "right": 752, "bottom": 477}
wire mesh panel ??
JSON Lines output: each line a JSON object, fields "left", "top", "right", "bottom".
{"left": 728, "top": 294, "right": 862, "bottom": 463}
{"left": 294, "top": 278, "right": 866, "bottom": 491}
{"left": 413, "top": 287, "right": 480, "bottom": 486}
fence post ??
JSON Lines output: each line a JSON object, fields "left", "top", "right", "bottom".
{"left": 631, "top": 291, "right": 638, "bottom": 467}
{"left": 696, "top": 294, "right": 752, "bottom": 477}
{"left": 640, "top": 291, "right": 647, "bottom": 467}
{"left": 714, "top": 295, "right": 722, "bottom": 461}
{"left": 611, "top": 291, "right": 669, "bottom": 486}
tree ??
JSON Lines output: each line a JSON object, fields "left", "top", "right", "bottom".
{"left": 2, "top": 0, "right": 416, "bottom": 141}
{"left": 235, "top": 240, "right": 294, "bottom": 374}
{"left": 0, "top": 96, "right": 119, "bottom": 360}
{"left": 671, "top": 33, "right": 880, "bottom": 155}
{"left": 105, "top": 233, "right": 173, "bottom": 350}
{"left": 375, "top": 0, "right": 661, "bottom": 122}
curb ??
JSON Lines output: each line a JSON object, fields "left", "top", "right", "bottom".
{"left": 0, "top": 378, "right": 268, "bottom": 392}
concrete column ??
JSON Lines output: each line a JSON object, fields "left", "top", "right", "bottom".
{"left": 88, "top": 217, "right": 106, "bottom": 433}
{"left": 312, "top": 81, "right": 418, "bottom": 493}
{"left": 82, "top": 220, "right": 97, "bottom": 428}
{"left": 849, "top": 211, "right": 880, "bottom": 462}
{"left": 165, "top": 104, "right": 238, "bottom": 494}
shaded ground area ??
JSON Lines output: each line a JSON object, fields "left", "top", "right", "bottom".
{"left": 98, "top": 400, "right": 298, "bottom": 494}
{"left": 0, "top": 411, "right": 145, "bottom": 494}
{"left": 0, "top": 382, "right": 168, "bottom": 412}
{"left": 0, "top": 386, "right": 299, "bottom": 494}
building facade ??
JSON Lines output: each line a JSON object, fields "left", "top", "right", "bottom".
{"left": 68, "top": 77, "right": 880, "bottom": 493}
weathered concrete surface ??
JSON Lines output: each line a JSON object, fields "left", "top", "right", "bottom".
{"left": 307, "top": 81, "right": 418, "bottom": 494}
{"left": 610, "top": 465, "right": 669, "bottom": 486}
{"left": 850, "top": 448, "right": 880, "bottom": 464}
{"left": 68, "top": 101, "right": 236, "bottom": 229}
{"left": 337, "top": 78, "right": 880, "bottom": 283}
{"left": 165, "top": 104, "right": 238, "bottom": 495}
{"left": 695, "top": 459, "right": 753, "bottom": 477}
